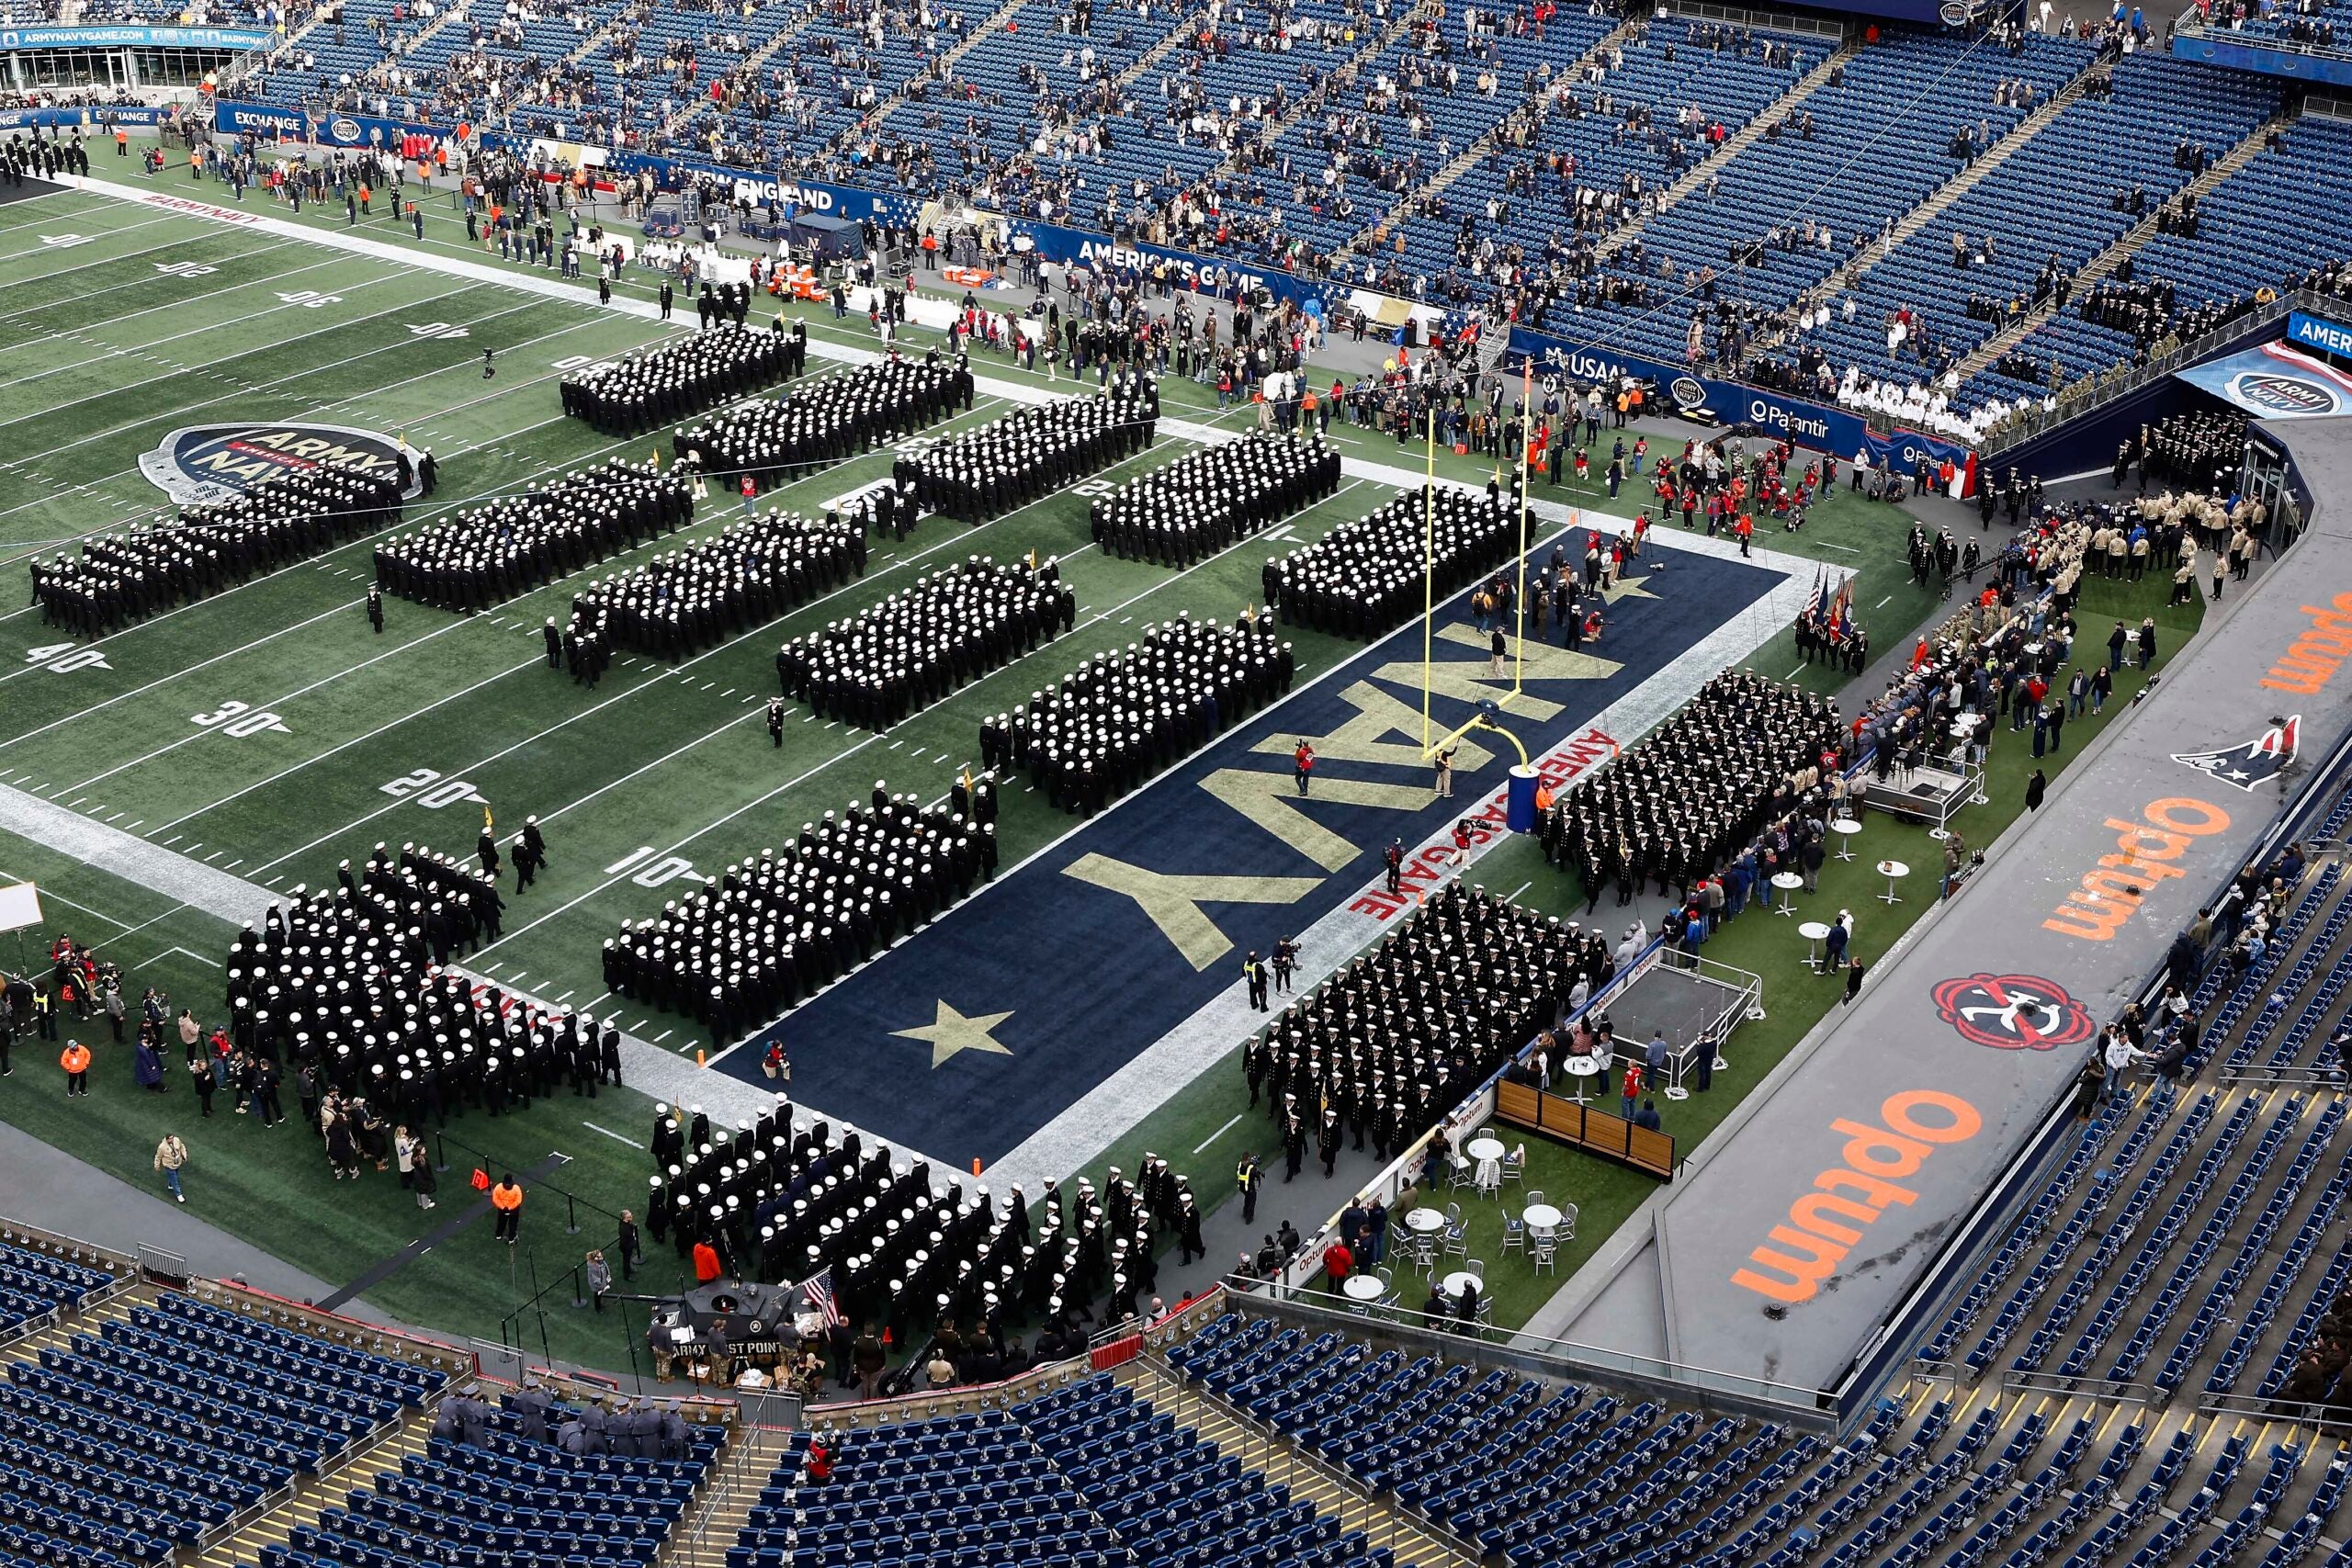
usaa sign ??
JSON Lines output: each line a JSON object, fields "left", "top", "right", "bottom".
{"left": 140, "top": 422, "right": 422, "bottom": 506}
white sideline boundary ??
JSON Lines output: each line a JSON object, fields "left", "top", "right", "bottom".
{"left": 26, "top": 171, "right": 1822, "bottom": 1190}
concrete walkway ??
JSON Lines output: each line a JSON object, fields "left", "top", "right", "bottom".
{"left": 0, "top": 1115, "right": 394, "bottom": 1321}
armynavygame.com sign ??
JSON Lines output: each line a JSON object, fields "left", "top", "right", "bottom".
{"left": 140, "top": 421, "right": 421, "bottom": 506}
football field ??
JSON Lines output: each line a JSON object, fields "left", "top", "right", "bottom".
{"left": 0, "top": 168, "right": 1961, "bottom": 1365}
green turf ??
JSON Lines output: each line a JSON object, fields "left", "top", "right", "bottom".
{"left": 1287, "top": 567, "right": 2207, "bottom": 1331}
{"left": 0, "top": 176, "right": 1977, "bottom": 1365}
{"left": 0, "top": 818, "right": 684, "bottom": 1371}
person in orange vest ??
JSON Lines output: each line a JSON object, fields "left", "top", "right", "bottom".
{"left": 114, "top": 127, "right": 129, "bottom": 157}
{"left": 491, "top": 1174, "right": 525, "bottom": 1244}
{"left": 692, "top": 1238, "right": 722, "bottom": 1284}
{"left": 60, "top": 1039, "right": 91, "bottom": 1097}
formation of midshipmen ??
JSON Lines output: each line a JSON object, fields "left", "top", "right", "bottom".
{"left": 776, "top": 556, "right": 1077, "bottom": 731}
{"left": 649, "top": 1099, "right": 1184, "bottom": 1346}
{"left": 560, "top": 321, "right": 808, "bottom": 436}
{"left": 1542, "top": 671, "right": 1843, "bottom": 909}
{"left": 1265, "top": 488, "right": 1520, "bottom": 639}
{"left": 559, "top": 508, "right": 867, "bottom": 669}
{"left": 222, "top": 842, "right": 622, "bottom": 1140}
{"left": 373, "top": 459, "right": 694, "bottom": 612}
{"left": 33, "top": 463, "right": 402, "bottom": 635}
{"left": 982, "top": 615, "right": 1297, "bottom": 816}
{"left": 1089, "top": 432, "right": 1341, "bottom": 567}
{"left": 602, "top": 789, "right": 997, "bottom": 1046}
{"left": 1246, "top": 884, "right": 1593, "bottom": 1175}
{"left": 910, "top": 374, "right": 1159, "bottom": 525}
{"left": 674, "top": 353, "right": 973, "bottom": 488}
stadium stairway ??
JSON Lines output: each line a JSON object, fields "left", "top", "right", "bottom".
{"left": 658, "top": 2, "right": 843, "bottom": 152}
{"left": 1598, "top": 36, "right": 1858, "bottom": 262}
{"left": 668, "top": 1425, "right": 797, "bottom": 1568}
{"left": 401, "top": 1, "right": 481, "bottom": 62}
{"left": 1946, "top": 99, "right": 2301, "bottom": 394}
{"left": 1209, "top": 0, "right": 1443, "bottom": 190}
{"left": 192, "top": 1408, "right": 439, "bottom": 1568}
{"left": 1102, "top": 2, "right": 1215, "bottom": 98}
{"left": 1807, "top": 55, "right": 2100, "bottom": 309}
{"left": 1109, "top": 1351, "right": 1479, "bottom": 1566}
{"left": 1332, "top": 16, "right": 1645, "bottom": 265}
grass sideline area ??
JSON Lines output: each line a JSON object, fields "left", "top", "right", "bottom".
{"left": 0, "top": 171, "right": 1971, "bottom": 1367}
{"left": 1304, "top": 568, "right": 2206, "bottom": 1333}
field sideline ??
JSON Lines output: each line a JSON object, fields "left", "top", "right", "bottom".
{"left": 0, "top": 166, "right": 1977, "bottom": 1366}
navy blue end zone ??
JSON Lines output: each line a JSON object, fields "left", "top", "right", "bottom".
{"left": 730, "top": 534, "right": 1784, "bottom": 1168}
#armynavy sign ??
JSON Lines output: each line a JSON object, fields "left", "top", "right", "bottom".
{"left": 140, "top": 421, "right": 421, "bottom": 506}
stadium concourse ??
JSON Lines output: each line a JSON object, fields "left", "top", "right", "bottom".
{"left": 16, "top": 0, "right": 2352, "bottom": 1556}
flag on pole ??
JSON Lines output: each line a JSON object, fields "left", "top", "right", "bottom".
{"left": 1828, "top": 575, "right": 1854, "bottom": 641}
{"left": 1804, "top": 566, "right": 1827, "bottom": 623}
{"left": 799, "top": 1266, "right": 845, "bottom": 1328}
{"left": 482, "top": 804, "right": 494, "bottom": 834}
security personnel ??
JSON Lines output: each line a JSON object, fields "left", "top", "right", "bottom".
{"left": 766, "top": 698, "right": 786, "bottom": 747}
{"left": 367, "top": 583, "right": 385, "bottom": 634}
{"left": 1236, "top": 1151, "right": 1263, "bottom": 1224}
{"left": 60, "top": 1038, "right": 91, "bottom": 1097}
{"left": 491, "top": 1173, "right": 526, "bottom": 1243}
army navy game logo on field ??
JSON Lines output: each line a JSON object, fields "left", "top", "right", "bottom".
{"left": 140, "top": 421, "right": 423, "bottom": 506}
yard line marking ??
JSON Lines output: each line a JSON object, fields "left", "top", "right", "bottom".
{"left": 130, "top": 642, "right": 544, "bottom": 829}
{"left": 1509, "top": 880, "right": 1533, "bottom": 900}
{"left": 553, "top": 988, "right": 575, "bottom": 1004}
{"left": 0, "top": 248, "right": 397, "bottom": 390}
{"left": 0, "top": 278, "right": 507, "bottom": 446}
{"left": 1874, "top": 594, "right": 1894, "bottom": 608}
{"left": 163, "top": 834, "right": 183, "bottom": 847}
{"left": 0, "top": 868, "right": 133, "bottom": 928}
{"left": 582, "top": 1122, "right": 646, "bottom": 1149}
{"left": 223, "top": 859, "right": 243, "bottom": 871}
{"left": 652, "top": 1028, "right": 673, "bottom": 1043}
{"left": 120, "top": 819, "right": 140, "bottom": 832}
{"left": 3, "top": 597, "right": 358, "bottom": 737}
{"left": 507, "top": 970, "right": 528, "bottom": 985}
{"left": 1193, "top": 1112, "right": 1245, "bottom": 1155}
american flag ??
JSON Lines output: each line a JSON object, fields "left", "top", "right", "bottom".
{"left": 798, "top": 1266, "right": 845, "bottom": 1328}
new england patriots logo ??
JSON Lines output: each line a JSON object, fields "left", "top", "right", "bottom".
{"left": 2173, "top": 715, "right": 2299, "bottom": 793}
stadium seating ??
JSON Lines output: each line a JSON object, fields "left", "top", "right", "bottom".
{"left": 0, "top": 1240, "right": 112, "bottom": 1340}
{"left": 1159, "top": 1302, "right": 2352, "bottom": 1568}
{"left": 723, "top": 1407, "right": 1133, "bottom": 1568}
{"left": 0, "top": 1292, "right": 445, "bottom": 1568}
{"left": 1963, "top": 114, "right": 2352, "bottom": 416}
{"left": 1787, "top": 53, "right": 2273, "bottom": 396}
{"left": 266, "top": 1394, "right": 724, "bottom": 1568}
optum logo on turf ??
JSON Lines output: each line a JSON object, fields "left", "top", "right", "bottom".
{"left": 139, "top": 421, "right": 422, "bottom": 505}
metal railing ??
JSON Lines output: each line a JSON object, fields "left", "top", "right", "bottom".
{"left": 1135, "top": 1350, "right": 1485, "bottom": 1565}
{"left": 1219, "top": 1280, "right": 1838, "bottom": 1422}
{"left": 2173, "top": 11, "right": 2352, "bottom": 67}
{"left": 1668, "top": 0, "right": 1847, "bottom": 39}
{"left": 674, "top": 1420, "right": 780, "bottom": 1568}
{"left": 1979, "top": 288, "right": 2339, "bottom": 460}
